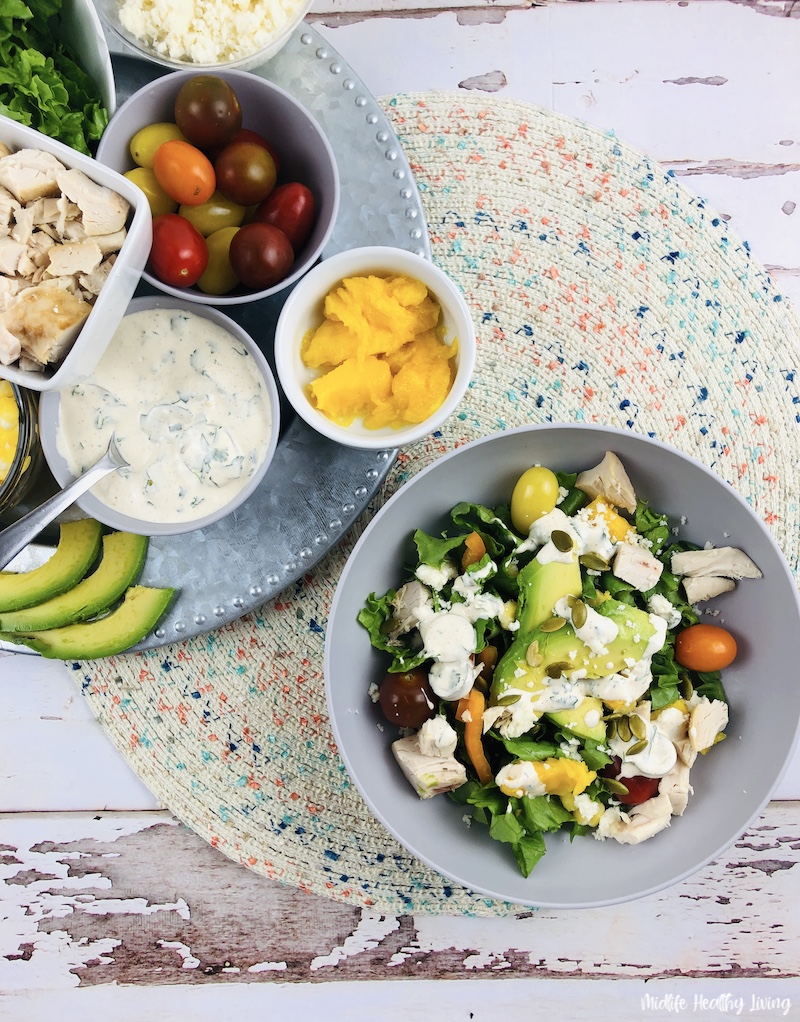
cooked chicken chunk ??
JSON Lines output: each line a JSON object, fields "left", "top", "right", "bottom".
{"left": 55, "top": 168, "right": 130, "bottom": 236}
{"left": 671, "top": 547, "right": 762, "bottom": 580}
{"left": 594, "top": 791, "right": 674, "bottom": 845}
{"left": 688, "top": 697, "right": 728, "bottom": 753}
{"left": 613, "top": 541, "right": 664, "bottom": 592}
{"left": 576, "top": 451, "right": 637, "bottom": 514}
{"left": 0, "top": 236, "right": 25, "bottom": 275}
{"left": 1, "top": 284, "right": 91, "bottom": 367}
{"left": 45, "top": 240, "right": 102, "bottom": 277}
{"left": 0, "top": 321, "right": 21, "bottom": 365}
{"left": 659, "top": 759, "right": 693, "bottom": 816}
{"left": 682, "top": 575, "right": 736, "bottom": 604}
{"left": 392, "top": 734, "right": 467, "bottom": 798}
{"left": 0, "top": 148, "right": 66, "bottom": 203}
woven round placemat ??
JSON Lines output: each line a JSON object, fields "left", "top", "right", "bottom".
{"left": 70, "top": 93, "right": 800, "bottom": 918}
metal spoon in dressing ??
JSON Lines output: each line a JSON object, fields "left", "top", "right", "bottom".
{"left": 0, "top": 435, "right": 128, "bottom": 570}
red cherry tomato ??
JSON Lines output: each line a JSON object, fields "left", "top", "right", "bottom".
{"left": 254, "top": 182, "right": 316, "bottom": 253}
{"left": 378, "top": 668, "right": 435, "bottom": 728}
{"left": 152, "top": 139, "right": 215, "bottom": 206}
{"left": 149, "top": 213, "right": 209, "bottom": 287}
{"left": 600, "top": 757, "right": 660, "bottom": 806}
{"left": 228, "top": 221, "right": 293, "bottom": 289}
{"left": 215, "top": 141, "right": 277, "bottom": 206}
{"left": 675, "top": 623, "right": 737, "bottom": 672}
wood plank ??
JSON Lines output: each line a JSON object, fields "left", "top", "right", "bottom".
{"left": 4, "top": 977, "right": 798, "bottom": 1022}
{"left": 1, "top": 804, "right": 798, "bottom": 991}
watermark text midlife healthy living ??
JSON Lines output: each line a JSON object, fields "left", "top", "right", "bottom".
{"left": 641, "top": 993, "right": 792, "bottom": 1016}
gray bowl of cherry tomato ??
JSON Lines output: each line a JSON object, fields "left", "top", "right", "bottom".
{"left": 96, "top": 69, "right": 340, "bottom": 304}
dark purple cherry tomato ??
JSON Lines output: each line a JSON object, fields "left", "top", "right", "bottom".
{"left": 599, "top": 756, "right": 660, "bottom": 806}
{"left": 174, "top": 75, "right": 242, "bottom": 150}
{"left": 215, "top": 141, "right": 277, "bottom": 206}
{"left": 254, "top": 182, "right": 316, "bottom": 253}
{"left": 378, "top": 668, "right": 436, "bottom": 728}
{"left": 206, "top": 129, "right": 281, "bottom": 171}
{"left": 228, "top": 221, "right": 293, "bottom": 289}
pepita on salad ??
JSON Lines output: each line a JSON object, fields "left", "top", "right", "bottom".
{"left": 358, "top": 450, "right": 762, "bottom": 877}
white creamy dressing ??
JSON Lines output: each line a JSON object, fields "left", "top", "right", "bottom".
{"left": 497, "top": 611, "right": 668, "bottom": 738}
{"left": 553, "top": 595, "right": 619, "bottom": 656}
{"left": 56, "top": 309, "right": 273, "bottom": 524}
{"left": 609, "top": 707, "right": 679, "bottom": 779}
{"left": 515, "top": 505, "right": 616, "bottom": 565}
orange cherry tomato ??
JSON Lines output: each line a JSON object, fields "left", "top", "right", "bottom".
{"left": 674, "top": 623, "right": 737, "bottom": 672}
{"left": 153, "top": 139, "right": 215, "bottom": 206}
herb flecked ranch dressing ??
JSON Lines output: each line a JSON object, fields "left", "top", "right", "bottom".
{"left": 56, "top": 308, "right": 273, "bottom": 524}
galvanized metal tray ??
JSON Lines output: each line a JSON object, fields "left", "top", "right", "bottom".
{"left": 3, "top": 25, "right": 429, "bottom": 653}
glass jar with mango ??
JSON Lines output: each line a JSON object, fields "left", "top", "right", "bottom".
{"left": 0, "top": 382, "right": 43, "bottom": 516}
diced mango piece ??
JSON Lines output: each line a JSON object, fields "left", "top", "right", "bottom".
{"left": 307, "top": 355, "right": 392, "bottom": 425}
{"left": 301, "top": 273, "right": 458, "bottom": 431}
{"left": 584, "top": 495, "right": 633, "bottom": 542}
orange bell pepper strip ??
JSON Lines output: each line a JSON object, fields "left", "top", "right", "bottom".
{"left": 456, "top": 687, "right": 494, "bottom": 786}
{"left": 461, "top": 531, "right": 487, "bottom": 570}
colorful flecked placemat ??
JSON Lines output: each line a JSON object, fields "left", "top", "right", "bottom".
{"left": 70, "top": 93, "right": 800, "bottom": 917}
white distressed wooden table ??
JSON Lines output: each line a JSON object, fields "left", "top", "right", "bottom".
{"left": 2, "top": 3, "right": 799, "bottom": 1019}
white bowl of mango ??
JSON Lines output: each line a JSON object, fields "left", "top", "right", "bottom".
{"left": 273, "top": 246, "right": 476, "bottom": 450}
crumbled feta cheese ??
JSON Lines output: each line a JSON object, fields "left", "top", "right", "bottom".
{"left": 118, "top": 0, "right": 307, "bottom": 65}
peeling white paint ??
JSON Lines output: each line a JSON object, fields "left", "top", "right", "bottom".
{"left": 248, "top": 960, "right": 288, "bottom": 972}
{"left": 310, "top": 910, "right": 401, "bottom": 970}
{"left": 0, "top": 814, "right": 183, "bottom": 991}
{"left": 158, "top": 940, "right": 200, "bottom": 970}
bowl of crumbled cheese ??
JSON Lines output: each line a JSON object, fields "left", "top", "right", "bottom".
{"left": 95, "top": 0, "right": 313, "bottom": 71}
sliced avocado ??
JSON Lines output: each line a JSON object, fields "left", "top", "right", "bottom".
{"left": 0, "top": 519, "right": 103, "bottom": 613}
{"left": 0, "top": 532, "right": 149, "bottom": 632}
{"left": 547, "top": 696, "right": 606, "bottom": 742}
{"left": 492, "top": 598, "right": 657, "bottom": 699}
{"left": 516, "top": 554, "right": 582, "bottom": 633}
{"left": 0, "top": 584, "right": 174, "bottom": 660}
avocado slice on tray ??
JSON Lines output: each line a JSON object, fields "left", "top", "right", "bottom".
{"left": 0, "top": 519, "right": 103, "bottom": 612}
{"left": 0, "top": 584, "right": 175, "bottom": 660}
{"left": 0, "top": 532, "right": 149, "bottom": 632}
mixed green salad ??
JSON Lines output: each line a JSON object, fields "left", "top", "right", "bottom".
{"left": 0, "top": 0, "right": 108, "bottom": 154}
{"left": 359, "top": 452, "right": 761, "bottom": 876}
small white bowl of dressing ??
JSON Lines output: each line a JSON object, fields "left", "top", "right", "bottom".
{"left": 39, "top": 296, "right": 280, "bottom": 536}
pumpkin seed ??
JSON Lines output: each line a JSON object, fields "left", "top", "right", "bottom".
{"left": 607, "top": 718, "right": 618, "bottom": 741}
{"left": 497, "top": 692, "right": 521, "bottom": 706}
{"left": 545, "top": 660, "right": 571, "bottom": 679}
{"left": 540, "top": 615, "right": 566, "bottom": 633}
{"left": 627, "top": 738, "right": 649, "bottom": 757}
{"left": 474, "top": 676, "right": 489, "bottom": 696}
{"left": 525, "top": 640, "right": 542, "bottom": 667}
{"left": 604, "top": 777, "right": 629, "bottom": 796}
{"left": 551, "top": 529, "right": 574, "bottom": 553}
{"left": 681, "top": 677, "right": 694, "bottom": 700}
{"left": 571, "top": 599, "right": 588, "bottom": 629}
{"left": 580, "top": 553, "right": 610, "bottom": 571}
{"left": 629, "top": 714, "right": 647, "bottom": 741}
{"left": 617, "top": 716, "right": 632, "bottom": 742}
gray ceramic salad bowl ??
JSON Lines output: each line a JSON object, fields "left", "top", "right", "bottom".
{"left": 324, "top": 423, "right": 800, "bottom": 908}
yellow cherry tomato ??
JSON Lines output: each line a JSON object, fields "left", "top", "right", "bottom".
{"left": 178, "top": 190, "right": 247, "bottom": 236}
{"left": 124, "top": 167, "right": 177, "bottom": 218}
{"left": 196, "top": 226, "right": 240, "bottom": 295}
{"left": 129, "top": 122, "right": 187, "bottom": 168}
{"left": 510, "top": 465, "right": 560, "bottom": 533}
